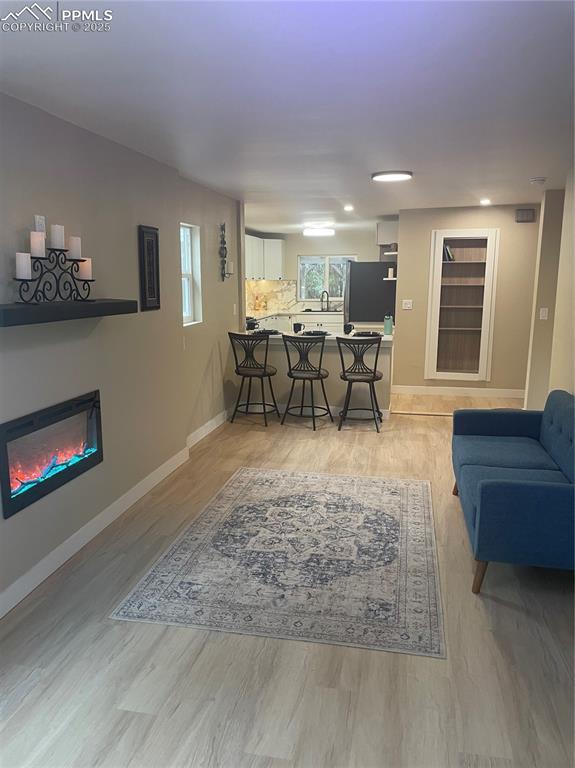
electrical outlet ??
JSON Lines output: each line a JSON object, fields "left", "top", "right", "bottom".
{"left": 539, "top": 307, "right": 549, "bottom": 320}
{"left": 34, "top": 215, "right": 46, "bottom": 232}
{"left": 402, "top": 299, "right": 413, "bottom": 310}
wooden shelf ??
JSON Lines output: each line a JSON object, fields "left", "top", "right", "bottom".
{"left": 0, "top": 299, "right": 138, "bottom": 327}
{"left": 439, "top": 326, "right": 482, "bottom": 332}
{"left": 441, "top": 280, "right": 485, "bottom": 286}
{"left": 440, "top": 305, "right": 483, "bottom": 309}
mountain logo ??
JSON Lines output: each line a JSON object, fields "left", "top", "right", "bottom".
{"left": 1, "top": 3, "right": 53, "bottom": 21}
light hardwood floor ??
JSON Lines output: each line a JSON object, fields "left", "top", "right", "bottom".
{"left": 390, "top": 394, "right": 524, "bottom": 416}
{"left": 0, "top": 402, "right": 573, "bottom": 768}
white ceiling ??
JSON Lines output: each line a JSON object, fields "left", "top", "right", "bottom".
{"left": 0, "top": 1, "right": 573, "bottom": 233}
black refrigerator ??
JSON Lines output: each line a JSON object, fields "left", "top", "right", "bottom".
{"left": 344, "top": 261, "right": 396, "bottom": 324}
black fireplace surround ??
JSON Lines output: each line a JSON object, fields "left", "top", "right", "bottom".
{"left": 0, "top": 391, "right": 103, "bottom": 519}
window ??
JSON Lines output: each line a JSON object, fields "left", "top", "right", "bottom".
{"left": 298, "top": 255, "right": 357, "bottom": 300}
{"left": 180, "top": 223, "right": 202, "bottom": 325}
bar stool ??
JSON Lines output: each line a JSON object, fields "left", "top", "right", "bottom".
{"left": 336, "top": 335, "right": 383, "bottom": 433}
{"left": 281, "top": 334, "right": 333, "bottom": 430}
{"left": 228, "top": 332, "right": 280, "bottom": 426}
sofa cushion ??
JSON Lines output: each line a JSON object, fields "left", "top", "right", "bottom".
{"left": 452, "top": 434, "right": 560, "bottom": 475}
{"left": 458, "top": 464, "right": 570, "bottom": 541}
{"left": 540, "top": 390, "right": 574, "bottom": 483}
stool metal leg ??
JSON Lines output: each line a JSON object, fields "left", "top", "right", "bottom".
{"left": 369, "top": 382, "right": 380, "bottom": 433}
{"left": 372, "top": 383, "right": 383, "bottom": 422}
{"left": 300, "top": 380, "right": 306, "bottom": 416}
{"left": 338, "top": 382, "right": 352, "bottom": 431}
{"left": 282, "top": 379, "right": 295, "bottom": 424}
{"left": 310, "top": 380, "right": 316, "bottom": 431}
{"left": 246, "top": 378, "right": 252, "bottom": 414}
{"left": 268, "top": 377, "right": 281, "bottom": 419}
{"left": 230, "top": 377, "right": 245, "bottom": 423}
{"left": 260, "top": 377, "right": 268, "bottom": 427}
{"left": 320, "top": 379, "right": 333, "bottom": 422}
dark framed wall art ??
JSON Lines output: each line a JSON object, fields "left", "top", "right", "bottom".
{"left": 138, "top": 225, "right": 160, "bottom": 311}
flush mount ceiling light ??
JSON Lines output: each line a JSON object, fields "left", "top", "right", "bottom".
{"left": 343, "top": 204, "right": 354, "bottom": 212}
{"left": 371, "top": 170, "right": 413, "bottom": 182}
{"left": 480, "top": 198, "right": 492, "bottom": 206}
{"left": 529, "top": 176, "right": 547, "bottom": 186}
{"left": 303, "top": 227, "right": 335, "bottom": 237}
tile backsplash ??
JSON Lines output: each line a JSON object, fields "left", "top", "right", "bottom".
{"left": 246, "top": 280, "right": 297, "bottom": 315}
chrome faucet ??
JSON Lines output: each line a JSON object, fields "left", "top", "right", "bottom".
{"left": 320, "top": 290, "right": 330, "bottom": 312}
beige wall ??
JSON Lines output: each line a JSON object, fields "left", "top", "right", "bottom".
{"left": 0, "top": 95, "right": 242, "bottom": 592}
{"left": 549, "top": 170, "right": 574, "bottom": 394}
{"left": 394, "top": 205, "right": 540, "bottom": 389}
{"left": 524, "top": 189, "right": 565, "bottom": 408}
{"left": 282, "top": 227, "right": 379, "bottom": 282}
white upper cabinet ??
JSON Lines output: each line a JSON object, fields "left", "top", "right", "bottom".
{"left": 263, "top": 239, "right": 285, "bottom": 280}
{"left": 245, "top": 235, "right": 284, "bottom": 280}
{"left": 245, "top": 235, "right": 265, "bottom": 279}
{"left": 376, "top": 219, "right": 399, "bottom": 246}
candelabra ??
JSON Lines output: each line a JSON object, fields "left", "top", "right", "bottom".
{"left": 14, "top": 248, "right": 94, "bottom": 304}
{"left": 219, "top": 223, "right": 233, "bottom": 281}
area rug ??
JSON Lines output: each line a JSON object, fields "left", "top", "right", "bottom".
{"left": 111, "top": 468, "right": 445, "bottom": 657}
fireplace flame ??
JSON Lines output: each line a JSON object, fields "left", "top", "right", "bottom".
{"left": 10, "top": 441, "right": 97, "bottom": 497}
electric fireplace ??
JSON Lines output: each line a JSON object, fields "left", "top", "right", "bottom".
{"left": 0, "top": 391, "right": 103, "bottom": 519}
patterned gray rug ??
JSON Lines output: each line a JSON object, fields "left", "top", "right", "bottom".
{"left": 111, "top": 468, "right": 445, "bottom": 657}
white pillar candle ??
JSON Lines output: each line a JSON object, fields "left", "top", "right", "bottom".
{"left": 227, "top": 260, "right": 234, "bottom": 275}
{"left": 50, "top": 224, "right": 65, "bottom": 249}
{"left": 30, "top": 230, "right": 46, "bottom": 259}
{"left": 16, "top": 252, "right": 32, "bottom": 279}
{"left": 69, "top": 236, "right": 82, "bottom": 260}
{"left": 78, "top": 258, "right": 92, "bottom": 280}
{"left": 387, "top": 267, "right": 394, "bottom": 279}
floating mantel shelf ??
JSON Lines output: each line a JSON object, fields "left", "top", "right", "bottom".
{"left": 0, "top": 299, "right": 138, "bottom": 327}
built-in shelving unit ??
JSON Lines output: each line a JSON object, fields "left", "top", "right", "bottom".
{"left": 425, "top": 229, "right": 499, "bottom": 381}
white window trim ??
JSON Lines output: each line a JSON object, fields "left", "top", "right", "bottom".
{"left": 424, "top": 227, "right": 499, "bottom": 381}
{"left": 297, "top": 254, "right": 357, "bottom": 301}
{"left": 180, "top": 222, "right": 203, "bottom": 327}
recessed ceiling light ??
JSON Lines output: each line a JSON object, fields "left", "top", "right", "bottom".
{"left": 343, "top": 204, "right": 354, "bottom": 212}
{"left": 530, "top": 176, "right": 547, "bottom": 186}
{"left": 480, "top": 198, "right": 491, "bottom": 206}
{"left": 371, "top": 171, "right": 413, "bottom": 182}
{"left": 303, "top": 227, "right": 335, "bottom": 237}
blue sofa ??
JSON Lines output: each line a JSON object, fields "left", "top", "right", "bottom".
{"left": 452, "top": 389, "right": 574, "bottom": 593}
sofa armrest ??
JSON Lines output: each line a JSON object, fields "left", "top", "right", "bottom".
{"left": 474, "top": 480, "right": 574, "bottom": 569}
{"left": 453, "top": 409, "right": 543, "bottom": 438}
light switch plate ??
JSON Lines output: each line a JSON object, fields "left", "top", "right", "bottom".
{"left": 402, "top": 299, "right": 413, "bottom": 310}
{"left": 539, "top": 307, "right": 549, "bottom": 320}
{"left": 34, "top": 214, "right": 46, "bottom": 232}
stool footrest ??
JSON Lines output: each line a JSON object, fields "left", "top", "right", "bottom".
{"left": 236, "top": 401, "right": 278, "bottom": 415}
{"left": 338, "top": 406, "right": 383, "bottom": 422}
{"left": 285, "top": 404, "right": 331, "bottom": 418}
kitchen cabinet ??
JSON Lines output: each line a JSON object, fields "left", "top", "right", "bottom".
{"left": 263, "top": 239, "right": 285, "bottom": 280}
{"left": 245, "top": 235, "right": 285, "bottom": 280}
{"left": 245, "top": 235, "right": 264, "bottom": 279}
{"left": 376, "top": 219, "right": 399, "bottom": 246}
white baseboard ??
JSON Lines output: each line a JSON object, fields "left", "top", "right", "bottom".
{"left": 391, "top": 385, "right": 525, "bottom": 398}
{"left": 186, "top": 409, "right": 228, "bottom": 449}
{"left": 0, "top": 410, "right": 229, "bottom": 620}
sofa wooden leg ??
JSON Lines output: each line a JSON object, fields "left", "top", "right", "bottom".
{"left": 472, "top": 560, "right": 488, "bottom": 594}
{"left": 452, "top": 481, "right": 458, "bottom": 496}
